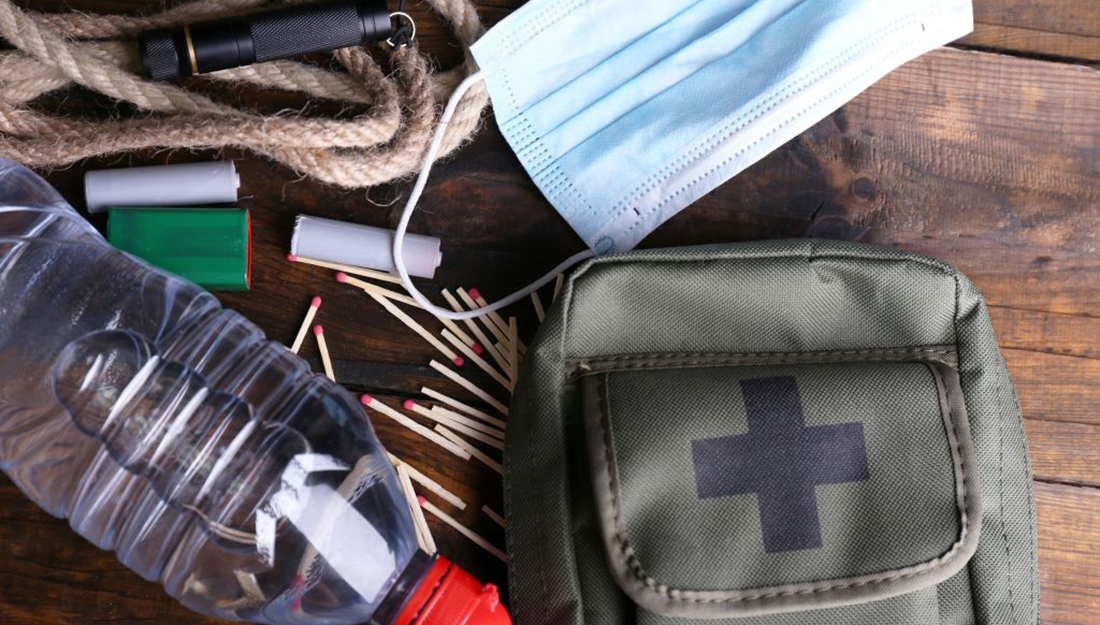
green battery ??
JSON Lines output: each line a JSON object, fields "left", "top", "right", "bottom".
{"left": 108, "top": 208, "right": 251, "bottom": 291}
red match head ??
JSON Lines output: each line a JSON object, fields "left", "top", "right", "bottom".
{"left": 467, "top": 288, "right": 481, "bottom": 300}
{"left": 417, "top": 496, "right": 426, "bottom": 505}
{"left": 360, "top": 394, "right": 373, "bottom": 406}
{"left": 313, "top": 325, "right": 324, "bottom": 336}
{"left": 287, "top": 254, "right": 298, "bottom": 262}
{"left": 403, "top": 399, "right": 416, "bottom": 410}
{"left": 472, "top": 343, "right": 484, "bottom": 355}
{"left": 335, "top": 272, "right": 348, "bottom": 283}
{"left": 311, "top": 296, "right": 323, "bottom": 308}
{"left": 453, "top": 356, "right": 465, "bottom": 367}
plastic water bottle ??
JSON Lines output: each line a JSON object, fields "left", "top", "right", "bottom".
{"left": 0, "top": 160, "right": 510, "bottom": 625}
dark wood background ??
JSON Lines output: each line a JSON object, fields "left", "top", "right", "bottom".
{"left": 2, "top": 1, "right": 1098, "bottom": 623}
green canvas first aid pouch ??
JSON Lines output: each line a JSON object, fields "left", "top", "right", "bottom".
{"left": 506, "top": 240, "right": 1037, "bottom": 625}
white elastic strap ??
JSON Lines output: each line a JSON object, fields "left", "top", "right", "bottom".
{"left": 393, "top": 71, "right": 596, "bottom": 321}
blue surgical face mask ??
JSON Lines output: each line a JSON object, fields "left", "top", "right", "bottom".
{"left": 393, "top": 0, "right": 973, "bottom": 319}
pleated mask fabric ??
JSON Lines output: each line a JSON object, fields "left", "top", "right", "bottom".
{"left": 470, "top": 0, "right": 974, "bottom": 254}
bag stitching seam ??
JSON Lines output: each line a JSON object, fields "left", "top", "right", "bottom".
{"left": 955, "top": 275, "right": 982, "bottom": 624}
{"left": 996, "top": 350, "right": 1020, "bottom": 625}
{"left": 580, "top": 249, "right": 955, "bottom": 280}
{"left": 986, "top": 304, "right": 1037, "bottom": 621}
{"left": 568, "top": 347, "right": 957, "bottom": 378}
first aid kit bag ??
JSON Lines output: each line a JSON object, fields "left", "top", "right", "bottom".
{"left": 0, "top": 160, "right": 509, "bottom": 625}
{"left": 506, "top": 239, "right": 1037, "bottom": 625}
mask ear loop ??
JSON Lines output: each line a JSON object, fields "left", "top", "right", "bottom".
{"left": 393, "top": 71, "right": 596, "bottom": 321}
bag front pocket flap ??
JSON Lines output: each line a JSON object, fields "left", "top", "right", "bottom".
{"left": 581, "top": 356, "right": 981, "bottom": 619}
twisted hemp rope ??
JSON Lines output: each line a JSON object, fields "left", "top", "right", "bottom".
{"left": 0, "top": 0, "right": 490, "bottom": 188}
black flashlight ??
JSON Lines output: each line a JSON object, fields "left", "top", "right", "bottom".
{"left": 139, "top": 0, "right": 393, "bottom": 81}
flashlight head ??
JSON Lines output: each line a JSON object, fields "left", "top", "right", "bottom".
{"left": 139, "top": 28, "right": 189, "bottom": 81}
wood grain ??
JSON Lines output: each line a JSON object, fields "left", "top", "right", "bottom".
{"left": 990, "top": 307, "right": 1100, "bottom": 360}
{"left": 1038, "top": 483, "right": 1100, "bottom": 625}
{"left": 0, "top": 1, "right": 1098, "bottom": 624}
{"left": 966, "top": 0, "right": 1100, "bottom": 62}
{"left": 1006, "top": 349, "right": 1100, "bottom": 426}
{"left": 1027, "top": 420, "right": 1100, "bottom": 488}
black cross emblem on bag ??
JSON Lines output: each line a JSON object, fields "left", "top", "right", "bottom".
{"left": 691, "top": 377, "right": 870, "bottom": 552}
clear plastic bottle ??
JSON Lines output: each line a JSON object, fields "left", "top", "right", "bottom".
{"left": 0, "top": 160, "right": 510, "bottom": 625}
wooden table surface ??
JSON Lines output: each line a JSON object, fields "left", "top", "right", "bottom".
{"left": 1, "top": 1, "right": 1098, "bottom": 623}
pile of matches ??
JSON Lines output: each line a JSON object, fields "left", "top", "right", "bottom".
{"left": 287, "top": 253, "right": 563, "bottom": 563}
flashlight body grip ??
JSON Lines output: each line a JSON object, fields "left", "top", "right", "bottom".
{"left": 140, "top": 0, "right": 391, "bottom": 80}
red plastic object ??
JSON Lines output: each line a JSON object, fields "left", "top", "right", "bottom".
{"left": 392, "top": 556, "right": 511, "bottom": 625}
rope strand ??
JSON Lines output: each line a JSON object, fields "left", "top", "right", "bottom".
{"left": 0, "top": 0, "right": 488, "bottom": 189}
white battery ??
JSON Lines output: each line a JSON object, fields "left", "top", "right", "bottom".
{"left": 290, "top": 215, "right": 443, "bottom": 279}
{"left": 84, "top": 161, "right": 241, "bottom": 212}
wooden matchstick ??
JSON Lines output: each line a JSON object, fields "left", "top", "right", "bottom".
{"left": 387, "top": 452, "right": 466, "bottom": 510}
{"left": 429, "top": 360, "right": 510, "bottom": 416}
{"left": 337, "top": 273, "right": 482, "bottom": 353}
{"left": 482, "top": 505, "right": 506, "bottom": 528}
{"left": 508, "top": 317, "right": 520, "bottom": 383}
{"left": 531, "top": 292, "right": 546, "bottom": 323}
{"left": 361, "top": 395, "right": 470, "bottom": 460}
{"left": 477, "top": 337, "right": 512, "bottom": 373}
{"left": 421, "top": 410, "right": 504, "bottom": 450}
{"left": 313, "top": 325, "right": 335, "bottom": 381}
{"left": 368, "top": 292, "right": 464, "bottom": 367}
{"left": 290, "top": 296, "right": 322, "bottom": 354}
{"left": 553, "top": 273, "right": 564, "bottom": 302}
{"left": 429, "top": 405, "right": 504, "bottom": 440}
{"left": 420, "top": 498, "right": 506, "bottom": 562}
{"left": 338, "top": 272, "right": 420, "bottom": 307}
{"left": 436, "top": 426, "right": 503, "bottom": 475}
{"left": 457, "top": 287, "right": 512, "bottom": 348}
{"left": 405, "top": 399, "right": 504, "bottom": 440}
{"left": 420, "top": 387, "right": 506, "bottom": 429}
{"left": 462, "top": 287, "right": 509, "bottom": 337}
{"left": 287, "top": 254, "right": 403, "bottom": 285}
{"left": 396, "top": 465, "right": 436, "bottom": 553}
{"left": 468, "top": 288, "right": 527, "bottom": 356}
{"left": 441, "top": 329, "right": 514, "bottom": 392}
{"left": 494, "top": 342, "right": 512, "bottom": 367}
{"left": 395, "top": 465, "right": 430, "bottom": 548}
{"left": 441, "top": 289, "right": 508, "bottom": 369}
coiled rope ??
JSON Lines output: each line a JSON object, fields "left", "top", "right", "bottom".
{"left": 0, "top": 0, "right": 489, "bottom": 188}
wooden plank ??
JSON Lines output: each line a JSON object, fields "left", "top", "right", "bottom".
{"left": 1038, "top": 482, "right": 1100, "bottom": 624}
{"left": 990, "top": 307, "right": 1100, "bottom": 360}
{"left": 1004, "top": 349, "right": 1100, "bottom": 426}
{"left": 1027, "top": 419, "right": 1100, "bottom": 488}
{"left": 4, "top": 1, "right": 1100, "bottom": 621}
{"left": 965, "top": 0, "right": 1100, "bottom": 62}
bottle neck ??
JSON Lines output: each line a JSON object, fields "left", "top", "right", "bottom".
{"left": 384, "top": 555, "right": 512, "bottom": 625}
{"left": 372, "top": 550, "right": 436, "bottom": 625}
